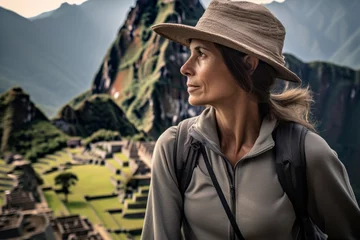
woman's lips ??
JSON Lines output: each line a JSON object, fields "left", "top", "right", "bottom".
{"left": 187, "top": 85, "right": 200, "bottom": 93}
{"left": 187, "top": 83, "right": 200, "bottom": 93}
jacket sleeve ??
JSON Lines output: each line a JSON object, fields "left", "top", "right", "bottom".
{"left": 305, "top": 131, "right": 360, "bottom": 239}
{"left": 141, "top": 126, "right": 183, "bottom": 240}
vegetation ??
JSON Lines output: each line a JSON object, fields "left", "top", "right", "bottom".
{"left": 55, "top": 172, "right": 79, "bottom": 203}
{"left": 44, "top": 190, "right": 70, "bottom": 216}
{"left": 8, "top": 120, "right": 69, "bottom": 162}
{"left": 66, "top": 90, "right": 92, "bottom": 110}
{"left": 0, "top": 87, "right": 70, "bottom": 160}
{"left": 35, "top": 151, "right": 148, "bottom": 236}
{"left": 55, "top": 94, "right": 139, "bottom": 139}
{"left": 83, "top": 129, "right": 121, "bottom": 145}
{"left": 88, "top": 197, "right": 122, "bottom": 229}
{"left": 43, "top": 164, "right": 116, "bottom": 223}
{"left": 0, "top": 158, "right": 15, "bottom": 205}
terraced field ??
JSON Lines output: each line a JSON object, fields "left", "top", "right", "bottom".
{"left": 0, "top": 159, "right": 15, "bottom": 206}
{"left": 33, "top": 147, "right": 148, "bottom": 240}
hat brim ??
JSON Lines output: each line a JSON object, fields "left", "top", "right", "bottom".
{"left": 152, "top": 23, "right": 301, "bottom": 83}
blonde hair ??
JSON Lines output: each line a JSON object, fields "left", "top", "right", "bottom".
{"left": 269, "top": 86, "right": 316, "bottom": 131}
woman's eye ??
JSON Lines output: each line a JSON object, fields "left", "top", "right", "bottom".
{"left": 197, "top": 50, "right": 205, "bottom": 57}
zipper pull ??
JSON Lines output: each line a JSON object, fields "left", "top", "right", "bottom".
{"left": 190, "top": 142, "right": 201, "bottom": 150}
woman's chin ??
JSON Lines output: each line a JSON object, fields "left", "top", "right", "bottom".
{"left": 188, "top": 96, "right": 207, "bottom": 106}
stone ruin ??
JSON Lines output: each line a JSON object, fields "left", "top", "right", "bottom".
{"left": 51, "top": 215, "right": 103, "bottom": 240}
{"left": 3, "top": 188, "right": 36, "bottom": 211}
{"left": 0, "top": 211, "right": 54, "bottom": 240}
{"left": 122, "top": 141, "right": 139, "bottom": 159}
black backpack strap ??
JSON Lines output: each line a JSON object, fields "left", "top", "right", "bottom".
{"left": 174, "top": 117, "right": 200, "bottom": 197}
{"left": 275, "top": 122, "right": 309, "bottom": 218}
{"left": 274, "top": 122, "right": 328, "bottom": 240}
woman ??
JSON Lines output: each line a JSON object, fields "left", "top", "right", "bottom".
{"left": 141, "top": 0, "right": 360, "bottom": 239}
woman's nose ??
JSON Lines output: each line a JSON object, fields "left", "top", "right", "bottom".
{"left": 180, "top": 58, "right": 194, "bottom": 77}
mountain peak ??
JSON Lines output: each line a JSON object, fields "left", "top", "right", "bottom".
{"left": 0, "top": 87, "right": 48, "bottom": 154}
{"left": 54, "top": 94, "right": 139, "bottom": 138}
{"left": 91, "top": 0, "right": 205, "bottom": 137}
{"left": 9, "top": 86, "right": 24, "bottom": 94}
{"left": 60, "top": 2, "right": 73, "bottom": 8}
{"left": 0, "top": 87, "right": 47, "bottom": 123}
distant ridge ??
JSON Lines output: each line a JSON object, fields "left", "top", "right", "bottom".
{"left": 0, "top": 0, "right": 132, "bottom": 117}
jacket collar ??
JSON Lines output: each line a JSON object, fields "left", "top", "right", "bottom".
{"left": 189, "top": 106, "right": 277, "bottom": 160}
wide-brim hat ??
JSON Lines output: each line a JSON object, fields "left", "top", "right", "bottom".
{"left": 151, "top": 0, "right": 301, "bottom": 83}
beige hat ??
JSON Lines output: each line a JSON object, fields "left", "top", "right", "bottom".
{"left": 151, "top": 0, "right": 301, "bottom": 83}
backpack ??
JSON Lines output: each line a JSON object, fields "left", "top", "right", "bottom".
{"left": 174, "top": 118, "right": 327, "bottom": 240}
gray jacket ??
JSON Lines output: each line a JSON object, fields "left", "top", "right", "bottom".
{"left": 141, "top": 107, "right": 360, "bottom": 240}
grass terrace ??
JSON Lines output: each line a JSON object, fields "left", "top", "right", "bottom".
{"left": 107, "top": 158, "right": 122, "bottom": 169}
{"left": 41, "top": 164, "right": 115, "bottom": 225}
{"left": 0, "top": 159, "right": 14, "bottom": 207}
{"left": 88, "top": 197, "right": 122, "bottom": 229}
{"left": 43, "top": 164, "right": 115, "bottom": 196}
{"left": 66, "top": 147, "right": 84, "bottom": 155}
{"left": 113, "top": 153, "right": 128, "bottom": 162}
{"left": 113, "top": 233, "right": 142, "bottom": 240}
{"left": 111, "top": 233, "right": 142, "bottom": 240}
{"left": 43, "top": 190, "right": 69, "bottom": 216}
{"left": 111, "top": 213, "right": 144, "bottom": 231}
{"left": 32, "top": 150, "right": 72, "bottom": 173}
{"left": 112, "top": 153, "right": 133, "bottom": 176}
{"left": 29, "top": 147, "right": 149, "bottom": 239}
{"left": 0, "top": 159, "right": 13, "bottom": 172}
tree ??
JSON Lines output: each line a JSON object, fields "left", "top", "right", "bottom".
{"left": 55, "top": 172, "right": 78, "bottom": 203}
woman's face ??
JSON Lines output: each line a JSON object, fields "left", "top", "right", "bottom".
{"left": 180, "top": 39, "right": 243, "bottom": 107}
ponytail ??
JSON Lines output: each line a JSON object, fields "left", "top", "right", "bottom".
{"left": 269, "top": 86, "right": 316, "bottom": 131}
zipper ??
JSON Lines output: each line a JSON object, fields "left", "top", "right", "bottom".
{"left": 230, "top": 177, "right": 236, "bottom": 240}
{"left": 222, "top": 156, "right": 236, "bottom": 240}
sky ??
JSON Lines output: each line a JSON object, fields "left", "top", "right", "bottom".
{"left": 0, "top": 0, "right": 285, "bottom": 18}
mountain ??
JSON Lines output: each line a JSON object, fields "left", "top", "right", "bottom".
{"left": 284, "top": 55, "right": 360, "bottom": 186}
{"left": 52, "top": 92, "right": 141, "bottom": 139}
{"left": 0, "top": 0, "right": 132, "bottom": 117}
{"left": 0, "top": 87, "right": 69, "bottom": 160}
{"left": 91, "top": 0, "right": 205, "bottom": 137}
{"left": 265, "top": 0, "right": 360, "bottom": 69}
{"left": 0, "top": 7, "right": 83, "bottom": 116}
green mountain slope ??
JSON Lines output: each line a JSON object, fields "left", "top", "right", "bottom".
{"left": 92, "top": 0, "right": 205, "bottom": 137}
{"left": 0, "top": 87, "right": 69, "bottom": 161}
{"left": 53, "top": 94, "right": 140, "bottom": 139}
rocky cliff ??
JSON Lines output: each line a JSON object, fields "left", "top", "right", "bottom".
{"left": 285, "top": 55, "right": 360, "bottom": 195}
{"left": 91, "top": 0, "right": 204, "bottom": 137}
{"left": 265, "top": 0, "right": 360, "bottom": 69}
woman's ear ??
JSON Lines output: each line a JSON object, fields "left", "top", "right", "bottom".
{"left": 244, "top": 55, "right": 259, "bottom": 75}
